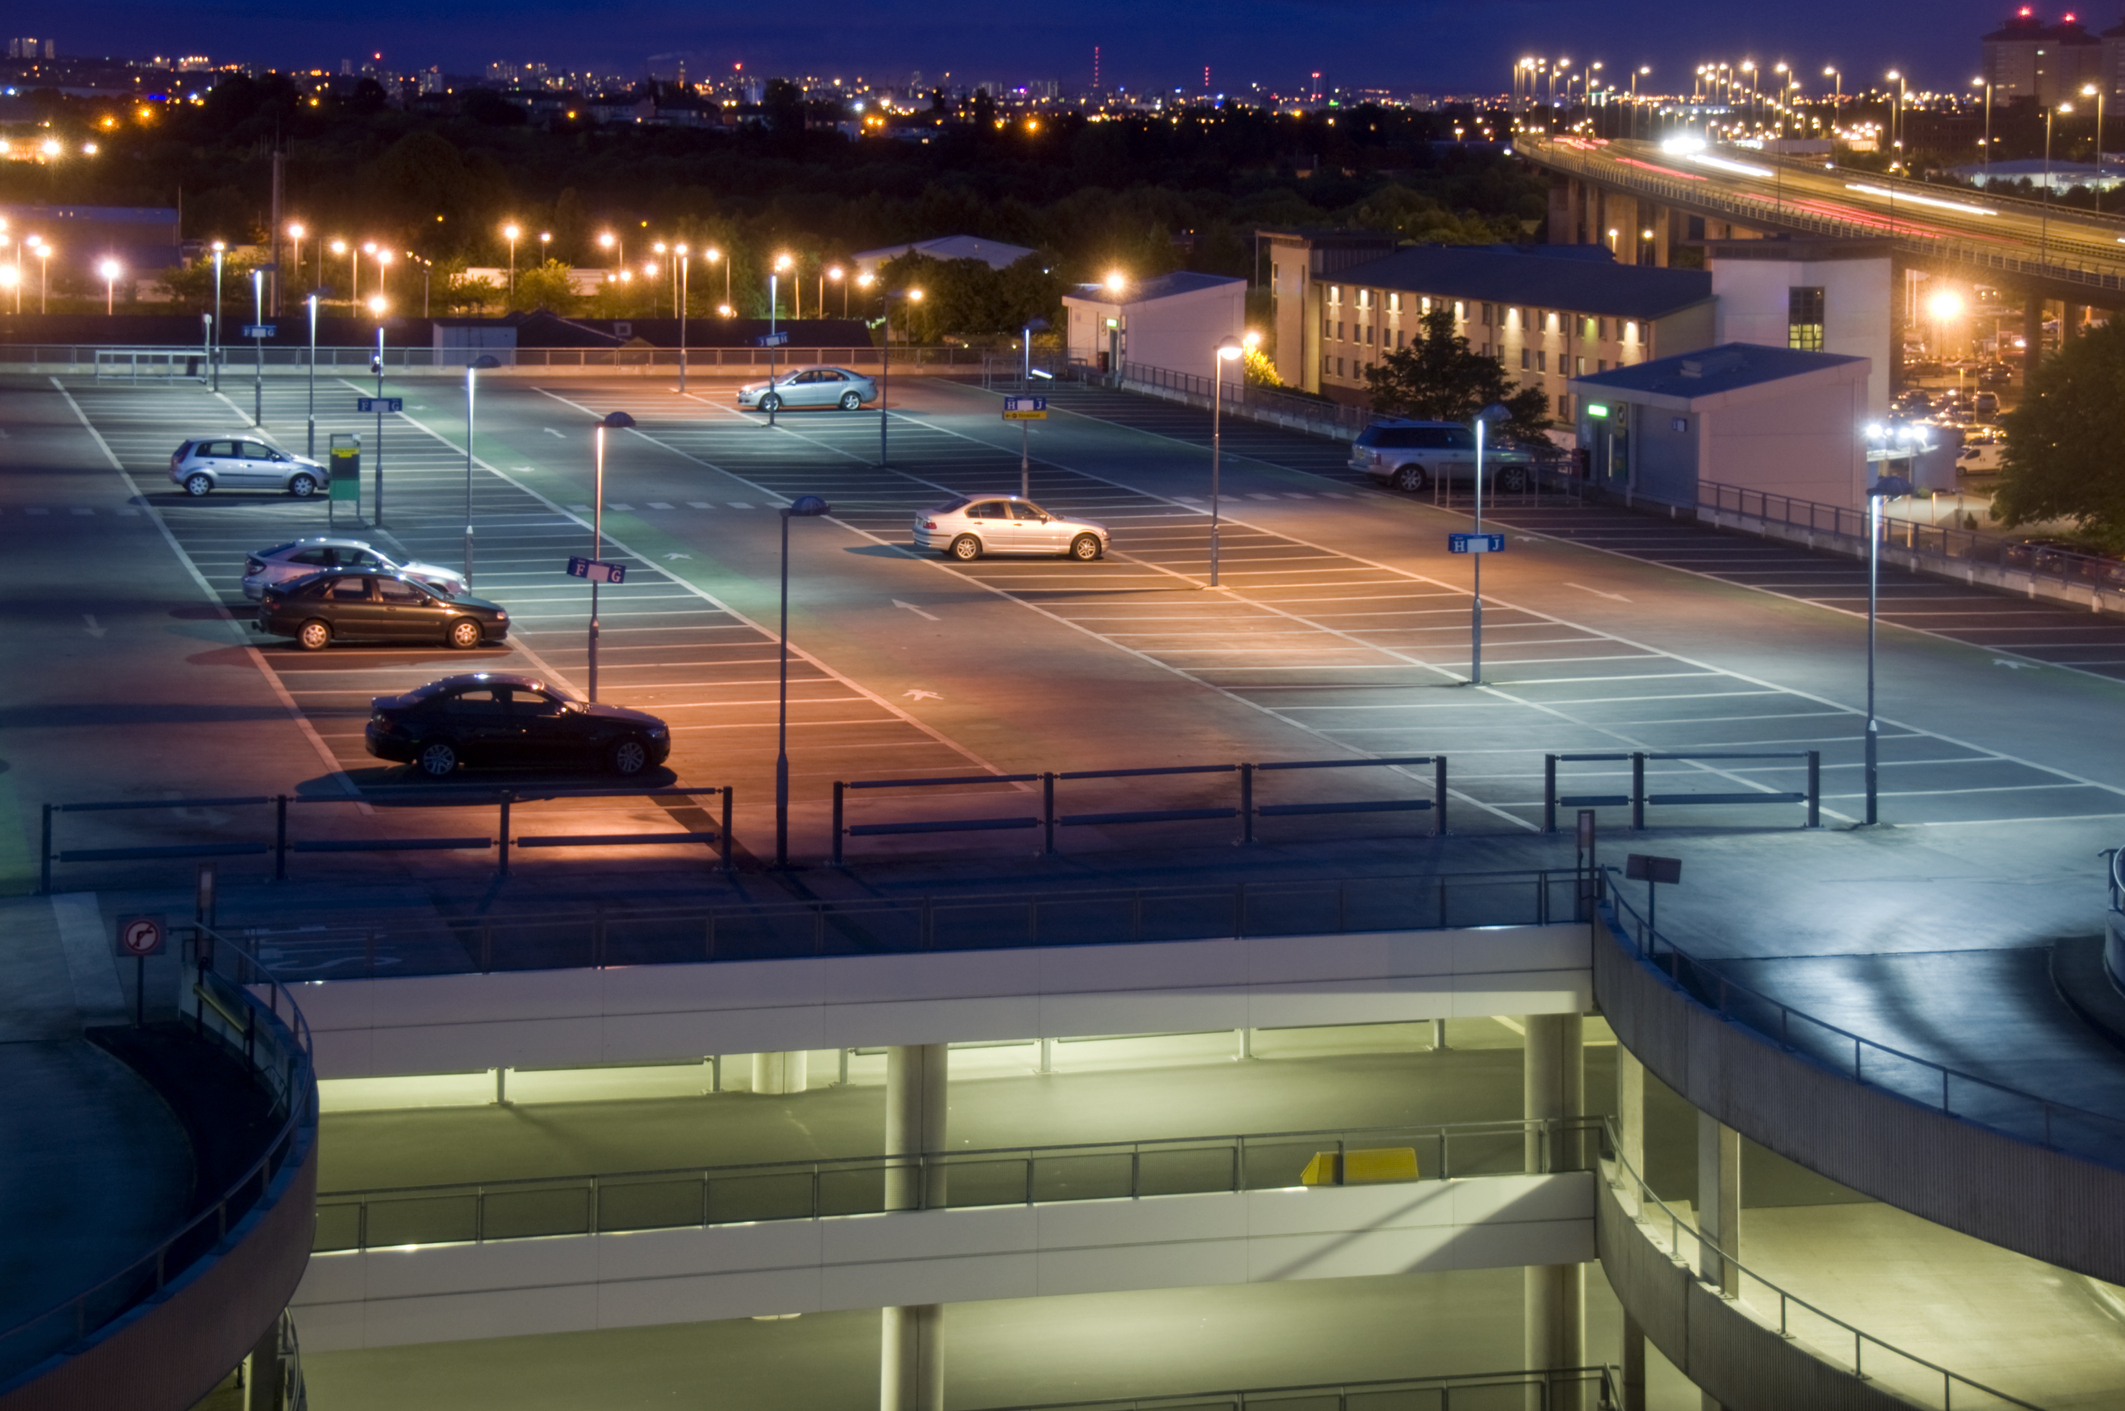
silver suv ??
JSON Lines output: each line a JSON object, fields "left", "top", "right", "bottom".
{"left": 169, "top": 437, "right": 327, "bottom": 497}
{"left": 243, "top": 538, "right": 470, "bottom": 601}
{"left": 1351, "top": 420, "right": 1535, "bottom": 494}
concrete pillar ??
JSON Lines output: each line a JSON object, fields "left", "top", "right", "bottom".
{"left": 244, "top": 1317, "right": 283, "bottom": 1411}
{"left": 885, "top": 1043, "right": 948, "bottom": 1210}
{"left": 1617, "top": 1044, "right": 1645, "bottom": 1180}
{"left": 1696, "top": 1112, "right": 1741, "bottom": 1298}
{"left": 1523, "top": 1013, "right": 1585, "bottom": 1409}
{"left": 880, "top": 1302, "right": 943, "bottom": 1411}
{"left": 2025, "top": 292, "right": 2046, "bottom": 381}
{"left": 1300, "top": 275, "right": 1323, "bottom": 394}
{"left": 751, "top": 1051, "right": 809, "bottom": 1095}
{"left": 1523, "top": 1013, "right": 1584, "bottom": 1171}
{"left": 2066, "top": 303, "right": 2088, "bottom": 340}
{"left": 1621, "top": 1313, "right": 1647, "bottom": 1411}
{"left": 882, "top": 1045, "right": 949, "bottom": 1411}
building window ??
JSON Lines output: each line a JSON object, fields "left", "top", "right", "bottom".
{"left": 1322, "top": 316, "right": 1331, "bottom": 341}
{"left": 1272, "top": 262, "right": 1281, "bottom": 287}
{"left": 1789, "top": 286, "right": 1826, "bottom": 351}
{"left": 1337, "top": 321, "right": 1345, "bottom": 340}
{"left": 1536, "top": 351, "right": 1547, "bottom": 372}
{"left": 1454, "top": 301, "right": 1466, "bottom": 321}
{"left": 1482, "top": 302, "right": 1494, "bottom": 326}
{"left": 1421, "top": 296, "right": 1432, "bottom": 314}
{"left": 1598, "top": 358, "right": 1608, "bottom": 372}
{"left": 1521, "top": 348, "right": 1531, "bottom": 369}
{"left": 1576, "top": 356, "right": 1587, "bottom": 375}
{"left": 1337, "top": 357, "right": 1346, "bottom": 376}
{"left": 1598, "top": 318, "right": 1609, "bottom": 341}
{"left": 1558, "top": 394, "right": 1571, "bottom": 417}
{"left": 1624, "top": 321, "right": 1639, "bottom": 343}
{"left": 1388, "top": 292, "right": 1401, "bottom": 314}
{"left": 1329, "top": 285, "right": 1342, "bottom": 306}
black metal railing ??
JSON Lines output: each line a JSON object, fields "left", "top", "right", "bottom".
{"left": 1544, "top": 751, "right": 1820, "bottom": 832}
{"left": 963, "top": 1366, "right": 1621, "bottom": 1411}
{"left": 38, "top": 785, "right": 732, "bottom": 892}
{"left": 313, "top": 1115, "right": 1601, "bottom": 1254}
{"left": 0, "top": 928, "right": 317, "bottom": 1385}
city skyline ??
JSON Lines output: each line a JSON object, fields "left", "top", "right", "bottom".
{"left": 21, "top": 0, "right": 2045, "bottom": 96}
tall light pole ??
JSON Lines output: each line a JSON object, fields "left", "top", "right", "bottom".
{"left": 707, "top": 245, "right": 727, "bottom": 310}
{"left": 374, "top": 247, "right": 392, "bottom": 308}
{"left": 288, "top": 223, "right": 305, "bottom": 304}
{"left": 599, "top": 231, "right": 619, "bottom": 273}
{"left": 1858, "top": 438, "right": 1915, "bottom": 826}
{"left": 1467, "top": 404, "right": 1510, "bottom": 687}
{"left": 879, "top": 286, "right": 921, "bottom": 467}
{"left": 210, "top": 241, "right": 225, "bottom": 392}
{"left": 587, "top": 410, "right": 637, "bottom": 704}
{"left": 305, "top": 294, "right": 318, "bottom": 457}
{"left": 35, "top": 239, "right": 49, "bottom": 313}
{"left": 463, "top": 353, "right": 501, "bottom": 585}
{"left": 2046, "top": 101, "right": 2072, "bottom": 267}
{"left": 330, "top": 239, "right": 350, "bottom": 311}
{"left": 1632, "top": 66, "right": 1650, "bottom": 141}
{"left": 1886, "top": 70, "right": 1906, "bottom": 171}
{"left": 369, "top": 294, "right": 388, "bottom": 526}
{"left": 776, "top": 493, "right": 832, "bottom": 867}
{"left": 2085, "top": 82, "right": 2107, "bottom": 212}
{"left": 1209, "top": 335, "right": 1245, "bottom": 588}
{"left": 829, "top": 264, "right": 845, "bottom": 317}
{"left": 504, "top": 224, "right": 520, "bottom": 296}
{"left": 250, "top": 267, "right": 265, "bottom": 427}
{"left": 99, "top": 259, "right": 122, "bottom": 315}
{"left": 676, "top": 243, "right": 690, "bottom": 393}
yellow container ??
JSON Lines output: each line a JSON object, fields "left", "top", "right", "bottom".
{"left": 1298, "top": 1147, "right": 1420, "bottom": 1185}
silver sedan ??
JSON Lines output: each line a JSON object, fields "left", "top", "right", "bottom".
{"left": 242, "top": 537, "right": 471, "bottom": 601}
{"left": 912, "top": 495, "right": 1109, "bottom": 561}
{"left": 736, "top": 366, "right": 877, "bottom": 412}
{"left": 168, "top": 436, "right": 327, "bottom": 497}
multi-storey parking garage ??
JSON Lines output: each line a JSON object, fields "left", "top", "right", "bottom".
{"left": 10, "top": 365, "right": 2125, "bottom": 1411}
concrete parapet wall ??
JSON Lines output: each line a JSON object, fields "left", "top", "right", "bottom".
{"left": 1595, "top": 1175, "right": 1914, "bottom": 1411}
{"left": 1593, "top": 918, "right": 2125, "bottom": 1285}
{"left": 294, "top": 1170, "right": 1593, "bottom": 1351}
{"left": 299, "top": 924, "right": 1593, "bottom": 1079}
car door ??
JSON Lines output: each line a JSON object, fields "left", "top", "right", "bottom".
{"left": 1010, "top": 500, "right": 1065, "bottom": 551}
{"left": 963, "top": 500, "right": 1013, "bottom": 551}
{"left": 510, "top": 688, "right": 586, "bottom": 766}
{"left": 814, "top": 369, "right": 849, "bottom": 404}
{"left": 227, "top": 440, "right": 277, "bottom": 488}
{"left": 1439, "top": 427, "right": 1477, "bottom": 484}
{"left": 374, "top": 574, "right": 438, "bottom": 641}
{"left": 279, "top": 545, "right": 335, "bottom": 590}
{"left": 323, "top": 574, "right": 387, "bottom": 640}
{"left": 437, "top": 686, "right": 514, "bottom": 764}
{"left": 791, "top": 369, "right": 827, "bottom": 407}
{"left": 193, "top": 439, "right": 237, "bottom": 483}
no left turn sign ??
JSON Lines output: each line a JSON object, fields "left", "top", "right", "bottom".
{"left": 115, "top": 915, "right": 167, "bottom": 958}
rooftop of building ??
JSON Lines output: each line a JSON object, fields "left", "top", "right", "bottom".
{"left": 1332, "top": 244, "right": 1714, "bottom": 321}
{"left": 1066, "top": 270, "right": 1246, "bottom": 303}
{"left": 851, "top": 234, "right": 1038, "bottom": 271}
{"left": 1569, "top": 341, "right": 1868, "bottom": 399}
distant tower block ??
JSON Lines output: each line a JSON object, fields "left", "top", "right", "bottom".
{"left": 1093, "top": 45, "right": 1101, "bottom": 91}
{"left": 1204, "top": 65, "right": 1211, "bottom": 91}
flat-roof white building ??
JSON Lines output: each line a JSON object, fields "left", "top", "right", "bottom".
{"left": 1063, "top": 271, "right": 1247, "bottom": 380}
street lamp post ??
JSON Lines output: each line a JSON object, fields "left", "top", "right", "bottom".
{"left": 251, "top": 268, "right": 265, "bottom": 427}
{"left": 1973, "top": 77, "right": 1993, "bottom": 178}
{"left": 504, "top": 224, "right": 520, "bottom": 296}
{"left": 677, "top": 244, "right": 690, "bottom": 393}
{"left": 768, "top": 253, "right": 791, "bottom": 429}
{"left": 369, "top": 295, "right": 389, "bottom": 526}
{"left": 1209, "top": 335, "right": 1245, "bottom": 587}
{"left": 879, "top": 287, "right": 922, "bottom": 467}
{"left": 2046, "top": 101, "right": 2072, "bottom": 267}
{"left": 707, "top": 245, "right": 727, "bottom": 311}
{"left": 1467, "top": 404, "right": 1510, "bottom": 686}
{"left": 829, "top": 265, "right": 846, "bottom": 317}
{"left": 776, "top": 494, "right": 832, "bottom": 867}
{"left": 2085, "top": 83, "right": 2108, "bottom": 212}
{"left": 306, "top": 294, "right": 318, "bottom": 457}
{"left": 463, "top": 353, "right": 501, "bottom": 586}
{"left": 587, "top": 411, "right": 637, "bottom": 704}
{"left": 1861, "top": 427, "right": 1917, "bottom": 825}
{"left": 1019, "top": 316, "right": 1050, "bottom": 497}
{"left": 100, "top": 257, "right": 121, "bottom": 316}
{"left": 210, "top": 242, "right": 225, "bottom": 392}
{"left": 35, "top": 240, "right": 49, "bottom": 314}
{"left": 288, "top": 223, "right": 305, "bottom": 308}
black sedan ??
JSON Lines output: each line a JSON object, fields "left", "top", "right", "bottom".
{"left": 255, "top": 571, "right": 508, "bottom": 651}
{"left": 366, "top": 672, "right": 672, "bottom": 778}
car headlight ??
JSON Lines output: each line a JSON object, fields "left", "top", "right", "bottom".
{"left": 647, "top": 726, "right": 669, "bottom": 738}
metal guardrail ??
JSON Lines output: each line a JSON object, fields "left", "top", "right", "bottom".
{"left": 0, "top": 927, "right": 316, "bottom": 1387}
{"left": 963, "top": 1366, "right": 1621, "bottom": 1411}
{"left": 1604, "top": 869, "right": 2125, "bottom": 1168}
{"left": 1699, "top": 479, "right": 2125, "bottom": 598}
{"left": 831, "top": 756, "right": 1447, "bottom": 864}
{"left": 312, "top": 1115, "right": 1602, "bottom": 1254}
{"left": 232, "top": 867, "right": 1597, "bottom": 982}
{"left": 1115, "top": 358, "right": 1375, "bottom": 438}
{"left": 1543, "top": 750, "right": 1820, "bottom": 832}
{"left": 38, "top": 785, "right": 733, "bottom": 892}
{"left": 1600, "top": 1117, "right": 2038, "bottom": 1411}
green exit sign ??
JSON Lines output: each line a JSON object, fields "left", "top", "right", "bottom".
{"left": 1588, "top": 403, "right": 1611, "bottom": 418}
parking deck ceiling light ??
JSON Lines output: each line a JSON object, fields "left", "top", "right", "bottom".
{"left": 775, "top": 494, "right": 834, "bottom": 867}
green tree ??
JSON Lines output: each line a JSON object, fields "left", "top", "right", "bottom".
{"left": 1362, "top": 308, "right": 1550, "bottom": 439}
{"left": 1994, "top": 320, "right": 2125, "bottom": 547}
{"left": 508, "top": 258, "right": 577, "bottom": 314}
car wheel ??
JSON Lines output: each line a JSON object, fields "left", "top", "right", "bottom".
{"left": 1393, "top": 465, "right": 1428, "bottom": 493}
{"left": 446, "top": 619, "right": 483, "bottom": 649}
{"left": 183, "top": 473, "right": 212, "bottom": 496}
{"left": 840, "top": 391, "right": 862, "bottom": 410}
{"left": 1498, "top": 466, "right": 1531, "bottom": 493}
{"left": 949, "top": 535, "right": 982, "bottom": 561}
{"left": 296, "top": 619, "right": 331, "bottom": 651}
{"left": 608, "top": 736, "right": 651, "bottom": 777}
{"left": 417, "top": 741, "right": 459, "bottom": 778}
{"left": 288, "top": 473, "right": 317, "bottom": 498}
{"left": 1069, "top": 533, "right": 1102, "bottom": 562}
{"left": 759, "top": 393, "right": 782, "bottom": 412}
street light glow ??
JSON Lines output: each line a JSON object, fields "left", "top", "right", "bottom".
{"left": 1928, "top": 290, "right": 1964, "bottom": 320}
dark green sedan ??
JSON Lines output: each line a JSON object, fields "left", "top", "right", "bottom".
{"left": 254, "top": 570, "right": 509, "bottom": 651}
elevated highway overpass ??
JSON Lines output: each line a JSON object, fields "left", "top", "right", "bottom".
{"left": 1520, "top": 134, "right": 2125, "bottom": 369}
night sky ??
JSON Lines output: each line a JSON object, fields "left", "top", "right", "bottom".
{"left": 59, "top": 0, "right": 2035, "bottom": 95}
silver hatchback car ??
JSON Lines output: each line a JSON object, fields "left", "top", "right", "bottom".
{"left": 242, "top": 537, "right": 471, "bottom": 601}
{"left": 169, "top": 437, "right": 328, "bottom": 497}
{"left": 736, "top": 366, "right": 878, "bottom": 412}
{"left": 913, "top": 495, "right": 1109, "bottom": 561}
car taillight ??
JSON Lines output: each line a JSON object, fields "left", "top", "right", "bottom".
{"left": 920, "top": 518, "right": 938, "bottom": 530}
{"left": 245, "top": 558, "right": 265, "bottom": 575}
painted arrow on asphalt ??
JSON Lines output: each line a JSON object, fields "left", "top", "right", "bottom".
{"left": 1563, "top": 583, "right": 1629, "bottom": 602}
{"left": 82, "top": 614, "right": 105, "bottom": 638}
{"left": 903, "top": 688, "right": 943, "bottom": 701}
{"left": 544, "top": 428, "right": 565, "bottom": 438}
{"left": 1994, "top": 659, "right": 2040, "bottom": 670}
{"left": 893, "top": 600, "right": 940, "bottom": 621}
{"left": 664, "top": 552, "right": 691, "bottom": 560}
